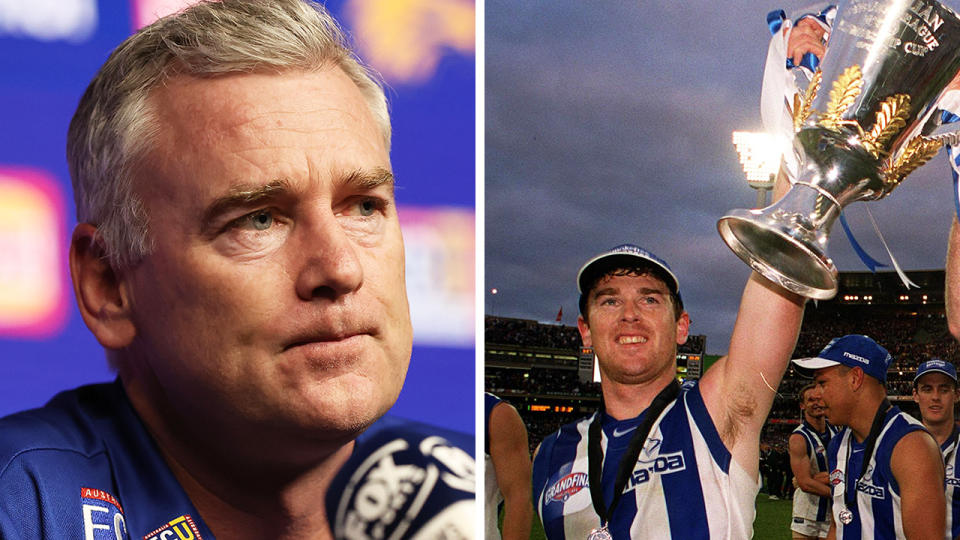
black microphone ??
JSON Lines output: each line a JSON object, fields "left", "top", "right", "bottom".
{"left": 326, "top": 419, "right": 475, "bottom": 539}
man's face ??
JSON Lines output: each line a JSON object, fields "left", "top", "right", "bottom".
{"left": 577, "top": 272, "right": 689, "bottom": 386}
{"left": 120, "top": 67, "right": 411, "bottom": 441}
{"left": 813, "top": 365, "right": 852, "bottom": 425}
{"left": 913, "top": 372, "right": 958, "bottom": 426}
{"left": 801, "top": 386, "right": 826, "bottom": 421}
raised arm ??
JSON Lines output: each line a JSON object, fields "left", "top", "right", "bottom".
{"left": 947, "top": 217, "right": 960, "bottom": 340}
{"left": 788, "top": 433, "right": 830, "bottom": 497}
{"left": 489, "top": 402, "right": 533, "bottom": 540}
{"left": 891, "top": 430, "right": 945, "bottom": 539}
{"left": 700, "top": 172, "right": 805, "bottom": 475}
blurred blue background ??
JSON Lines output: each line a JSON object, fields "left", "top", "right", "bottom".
{"left": 0, "top": 0, "right": 475, "bottom": 433}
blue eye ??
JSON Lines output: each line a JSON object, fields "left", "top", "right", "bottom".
{"left": 358, "top": 199, "right": 377, "bottom": 217}
{"left": 235, "top": 209, "right": 273, "bottom": 231}
{"left": 252, "top": 210, "right": 273, "bottom": 230}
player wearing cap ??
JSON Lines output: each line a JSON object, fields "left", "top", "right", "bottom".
{"left": 913, "top": 359, "right": 960, "bottom": 540}
{"left": 788, "top": 382, "right": 838, "bottom": 539}
{"left": 531, "top": 243, "right": 804, "bottom": 539}
{"left": 792, "top": 335, "right": 945, "bottom": 540}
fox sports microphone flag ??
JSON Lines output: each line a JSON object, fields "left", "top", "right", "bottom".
{"left": 325, "top": 418, "right": 475, "bottom": 539}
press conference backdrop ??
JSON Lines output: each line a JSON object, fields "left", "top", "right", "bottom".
{"left": 0, "top": 0, "right": 475, "bottom": 433}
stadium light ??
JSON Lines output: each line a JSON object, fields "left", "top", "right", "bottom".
{"left": 732, "top": 131, "right": 785, "bottom": 208}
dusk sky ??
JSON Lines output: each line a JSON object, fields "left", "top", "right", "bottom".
{"left": 484, "top": 2, "right": 957, "bottom": 355}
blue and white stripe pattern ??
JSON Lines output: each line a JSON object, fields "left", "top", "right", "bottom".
{"left": 941, "top": 428, "right": 960, "bottom": 540}
{"left": 531, "top": 383, "right": 757, "bottom": 539}
{"left": 792, "top": 421, "right": 839, "bottom": 523}
{"left": 828, "top": 406, "right": 927, "bottom": 539}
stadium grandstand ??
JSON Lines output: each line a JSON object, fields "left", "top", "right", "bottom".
{"left": 485, "top": 269, "right": 958, "bottom": 455}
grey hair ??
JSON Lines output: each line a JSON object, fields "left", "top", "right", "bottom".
{"left": 67, "top": 0, "right": 390, "bottom": 269}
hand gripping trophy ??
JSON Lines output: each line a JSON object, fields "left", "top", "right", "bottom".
{"left": 718, "top": 0, "right": 960, "bottom": 299}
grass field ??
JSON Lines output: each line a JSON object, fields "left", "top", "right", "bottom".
{"left": 754, "top": 494, "right": 795, "bottom": 539}
{"left": 517, "top": 494, "right": 796, "bottom": 539}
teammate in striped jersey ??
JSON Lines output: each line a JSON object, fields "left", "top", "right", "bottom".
{"left": 531, "top": 242, "right": 804, "bottom": 539}
{"left": 789, "top": 382, "right": 838, "bottom": 539}
{"left": 793, "top": 335, "right": 945, "bottom": 539}
{"left": 485, "top": 393, "right": 533, "bottom": 540}
{"left": 912, "top": 359, "right": 960, "bottom": 540}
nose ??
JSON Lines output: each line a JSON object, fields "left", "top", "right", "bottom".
{"left": 293, "top": 211, "right": 364, "bottom": 300}
{"left": 621, "top": 298, "right": 640, "bottom": 322}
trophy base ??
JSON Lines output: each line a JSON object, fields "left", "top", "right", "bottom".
{"left": 717, "top": 209, "right": 838, "bottom": 300}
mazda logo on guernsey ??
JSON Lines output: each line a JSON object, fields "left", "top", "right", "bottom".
{"left": 547, "top": 472, "right": 589, "bottom": 503}
{"left": 626, "top": 451, "right": 686, "bottom": 492}
{"left": 855, "top": 480, "right": 886, "bottom": 499}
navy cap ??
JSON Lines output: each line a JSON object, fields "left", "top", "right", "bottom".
{"left": 792, "top": 335, "right": 892, "bottom": 383}
{"left": 577, "top": 244, "right": 680, "bottom": 296}
{"left": 914, "top": 358, "right": 958, "bottom": 384}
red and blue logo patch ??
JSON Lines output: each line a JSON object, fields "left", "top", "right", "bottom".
{"left": 546, "top": 472, "right": 589, "bottom": 503}
{"left": 80, "top": 487, "right": 126, "bottom": 539}
{"left": 830, "top": 469, "right": 844, "bottom": 486}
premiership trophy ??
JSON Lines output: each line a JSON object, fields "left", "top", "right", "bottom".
{"left": 718, "top": 0, "right": 960, "bottom": 299}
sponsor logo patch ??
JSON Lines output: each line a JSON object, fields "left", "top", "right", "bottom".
{"left": 546, "top": 472, "right": 589, "bottom": 503}
{"left": 80, "top": 487, "right": 126, "bottom": 539}
{"left": 144, "top": 515, "right": 203, "bottom": 540}
{"left": 830, "top": 469, "right": 844, "bottom": 486}
{"left": 842, "top": 351, "right": 869, "bottom": 365}
{"left": 625, "top": 451, "right": 686, "bottom": 492}
{"left": 855, "top": 480, "right": 885, "bottom": 499}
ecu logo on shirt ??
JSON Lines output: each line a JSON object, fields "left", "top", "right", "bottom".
{"left": 546, "top": 472, "right": 589, "bottom": 503}
{"left": 80, "top": 487, "right": 127, "bottom": 540}
{"left": 143, "top": 515, "right": 203, "bottom": 540}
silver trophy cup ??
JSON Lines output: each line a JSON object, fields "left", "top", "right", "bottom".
{"left": 718, "top": 0, "right": 960, "bottom": 299}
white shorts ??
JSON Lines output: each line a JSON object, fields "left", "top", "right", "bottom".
{"left": 790, "top": 516, "right": 830, "bottom": 538}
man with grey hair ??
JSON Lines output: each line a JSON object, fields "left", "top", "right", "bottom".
{"left": 0, "top": 1, "right": 472, "bottom": 538}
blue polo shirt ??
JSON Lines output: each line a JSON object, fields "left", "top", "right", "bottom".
{"left": 0, "top": 381, "right": 473, "bottom": 539}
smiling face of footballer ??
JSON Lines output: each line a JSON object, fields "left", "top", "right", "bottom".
{"left": 801, "top": 386, "right": 826, "bottom": 422}
{"left": 913, "top": 372, "right": 959, "bottom": 427}
{"left": 116, "top": 67, "right": 412, "bottom": 451}
{"left": 577, "top": 272, "right": 689, "bottom": 388}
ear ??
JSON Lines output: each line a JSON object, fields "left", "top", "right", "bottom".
{"left": 912, "top": 387, "right": 920, "bottom": 404}
{"left": 675, "top": 311, "right": 690, "bottom": 345}
{"left": 848, "top": 367, "right": 865, "bottom": 391}
{"left": 577, "top": 315, "right": 592, "bottom": 347}
{"left": 70, "top": 224, "right": 136, "bottom": 349}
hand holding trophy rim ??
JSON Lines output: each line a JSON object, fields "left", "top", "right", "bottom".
{"left": 718, "top": 0, "right": 960, "bottom": 299}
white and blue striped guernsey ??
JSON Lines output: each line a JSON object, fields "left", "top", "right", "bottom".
{"left": 792, "top": 420, "right": 839, "bottom": 525}
{"left": 827, "top": 406, "right": 928, "bottom": 540}
{"left": 531, "top": 382, "right": 757, "bottom": 539}
{"left": 941, "top": 426, "right": 960, "bottom": 540}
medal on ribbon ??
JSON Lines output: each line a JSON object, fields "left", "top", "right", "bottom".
{"left": 587, "top": 525, "right": 612, "bottom": 540}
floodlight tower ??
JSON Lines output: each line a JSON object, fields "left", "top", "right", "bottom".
{"left": 732, "top": 131, "right": 783, "bottom": 208}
